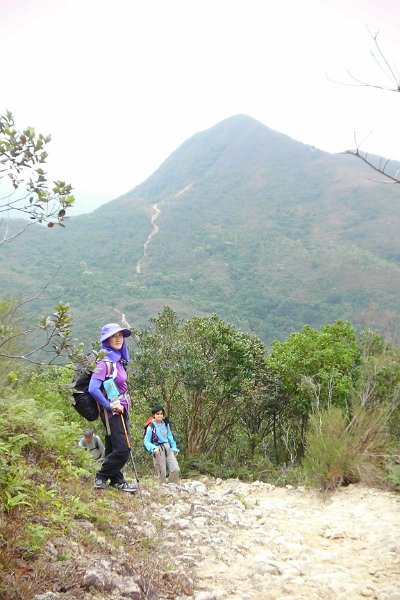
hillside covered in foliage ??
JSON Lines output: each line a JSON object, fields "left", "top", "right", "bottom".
{"left": 1, "top": 302, "right": 400, "bottom": 597}
{"left": 1, "top": 114, "right": 400, "bottom": 347}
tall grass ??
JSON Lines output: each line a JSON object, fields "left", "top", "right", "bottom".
{"left": 302, "top": 405, "right": 393, "bottom": 490}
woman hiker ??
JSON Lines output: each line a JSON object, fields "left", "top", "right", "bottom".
{"left": 88, "top": 322, "right": 137, "bottom": 493}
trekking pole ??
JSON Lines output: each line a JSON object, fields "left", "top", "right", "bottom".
{"left": 120, "top": 412, "right": 145, "bottom": 509}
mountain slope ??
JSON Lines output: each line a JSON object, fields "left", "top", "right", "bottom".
{"left": 1, "top": 114, "right": 400, "bottom": 345}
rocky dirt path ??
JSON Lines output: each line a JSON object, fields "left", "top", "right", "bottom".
{"left": 30, "top": 477, "right": 400, "bottom": 600}
{"left": 154, "top": 478, "right": 400, "bottom": 600}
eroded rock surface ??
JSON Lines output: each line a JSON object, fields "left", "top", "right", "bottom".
{"left": 33, "top": 477, "right": 400, "bottom": 600}
{"left": 155, "top": 478, "right": 400, "bottom": 600}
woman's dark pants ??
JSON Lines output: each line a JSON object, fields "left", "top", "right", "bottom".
{"left": 96, "top": 412, "right": 130, "bottom": 486}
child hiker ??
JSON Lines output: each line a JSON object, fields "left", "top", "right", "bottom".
{"left": 88, "top": 322, "right": 137, "bottom": 493}
{"left": 143, "top": 405, "right": 180, "bottom": 485}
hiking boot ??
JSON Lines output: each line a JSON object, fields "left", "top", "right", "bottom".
{"left": 112, "top": 481, "right": 138, "bottom": 493}
{"left": 94, "top": 478, "right": 107, "bottom": 489}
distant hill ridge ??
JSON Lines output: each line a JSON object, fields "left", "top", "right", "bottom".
{"left": 1, "top": 114, "right": 400, "bottom": 345}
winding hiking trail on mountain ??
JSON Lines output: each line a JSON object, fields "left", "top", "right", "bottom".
{"left": 135, "top": 203, "right": 161, "bottom": 274}
{"left": 135, "top": 184, "right": 192, "bottom": 275}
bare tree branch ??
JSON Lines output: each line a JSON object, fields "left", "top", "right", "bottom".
{"left": 335, "top": 30, "right": 400, "bottom": 93}
{"left": 369, "top": 29, "right": 400, "bottom": 91}
{"left": 336, "top": 31, "right": 400, "bottom": 184}
{"left": 346, "top": 133, "right": 400, "bottom": 184}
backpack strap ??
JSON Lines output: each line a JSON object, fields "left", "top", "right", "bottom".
{"left": 103, "top": 359, "right": 113, "bottom": 378}
{"left": 151, "top": 420, "right": 167, "bottom": 445}
{"left": 96, "top": 359, "right": 113, "bottom": 436}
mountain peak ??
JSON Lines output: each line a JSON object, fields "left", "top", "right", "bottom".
{"left": 137, "top": 114, "right": 324, "bottom": 198}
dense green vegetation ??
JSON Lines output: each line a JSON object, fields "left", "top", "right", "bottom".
{"left": 130, "top": 307, "right": 399, "bottom": 484}
{"left": 1, "top": 298, "right": 399, "bottom": 597}
{"left": 0, "top": 362, "right": 181, "bottom": 599}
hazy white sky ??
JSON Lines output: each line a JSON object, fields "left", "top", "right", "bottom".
{"left": 1, "top": 0, "right": 399, "bottom": 214}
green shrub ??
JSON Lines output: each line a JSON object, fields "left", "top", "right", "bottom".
{"left": 0, "top": 389, "right": 90, "bottom": 512}
{"left": 387, "top": 463, "right": 400, "bottom": 490}
{"left": 18, "top": 365, "right": 77, "bottom": 418}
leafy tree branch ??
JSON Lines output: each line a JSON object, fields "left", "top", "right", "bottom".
{"left": 0, "top": 298, "right": 88, "bottom": 367}
{"left": 0, "top": 110, "right": 75, "bottom": 245}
